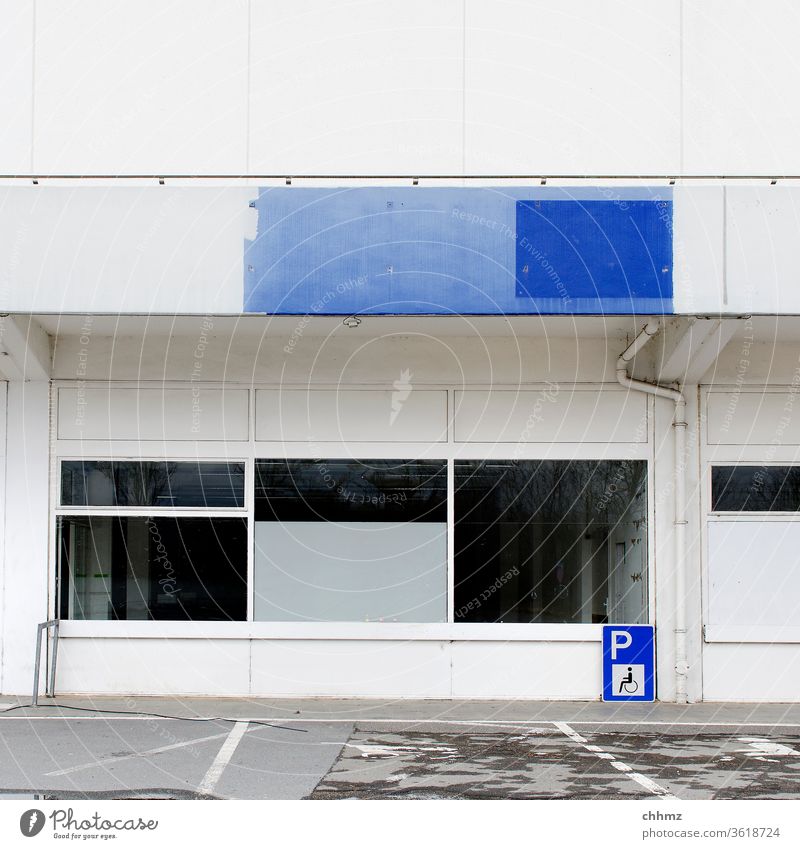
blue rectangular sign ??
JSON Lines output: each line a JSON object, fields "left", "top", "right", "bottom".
{"left": 602, "top": 624, "right": 655, "bottom": 702}
{"left": 515, "top": 200, "right": 672, "bottom": 303}
{"left": 243, "top": 187, "right": 673, "bottom": 316}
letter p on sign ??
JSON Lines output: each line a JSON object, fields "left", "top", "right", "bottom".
{"left": 610, "top": 630, "right": 633, "bottom": 660}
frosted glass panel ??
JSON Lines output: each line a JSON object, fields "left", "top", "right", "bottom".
{"left": 254, "top": 521, "right": 447, "bottom": 622}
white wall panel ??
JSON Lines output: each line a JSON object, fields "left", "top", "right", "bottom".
{"left": 0, "top": 0, "right": 33, "bottom": 173}
{"left": 57, "top": 387, "right": 249, "bottom": 441}
{"left": 452, "top": 641, "right": 600, "bottom": 699}
{"left": 0, "top": 187, "right": 254, "bottom": 313}
{"left": 249, "top": 0, "right": 462, "bottom": 174}
{"left": 52, "top": 634, "right": 605, "bottom": 697}
{"left": 707, "top": 391, "right": 800, "bottom": 446}
{"left": 249, "top": 639, "right": 452, "bottom": 698}
{"left": 13, "top": 1, "right": 800, "bottom": 178}
{"left": 454, "top": 389, "right": 647, "bottom": 443}
{"left": 34, "top": 0, "right": 248, "bottom": 174}
{"left": 0, "top": 383, "right": 6, "bottom": 694}
{"left": 464, "top": 0, "right": 680, "bottom": 175}
{"left": 672, "top": 186, "right": 725, "bottom": 314}
{"left": 726, "top": 187, "right": 800, "bottom": 314}
{"left": 708, "top": 521, "right": 800, "bottom": 630}
{"left": 56, "top": 638, "right": 250, "bottom": 695}
{"left": 704, "top": 644, "right": 800, "bottom": 701}
{"left": 684, "top": 1, "right": 800, "bottom": 175}
{"left": 53, "top": 636, "right": 800, "bottom": 700}
{"left": 1, "top": 383, "right": 50, "bottom": 694}
{"left": 256, "top": 389, "right": 448, "bottom": 442}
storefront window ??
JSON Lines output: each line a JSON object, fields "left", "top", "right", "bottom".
{"left": 58, "top": 516, "right": 247, "bottom": 620}
{"left": 454, "top": 460, "right": 648, "bottom": 624}
{"left": 712, "top": 465, "right": 800, "bottom": 512}
{"left": 253, "top": 459, "right": 447, "bottom": 622}
{"left": 60, "top": 460, "right": 245, "bottom": 508}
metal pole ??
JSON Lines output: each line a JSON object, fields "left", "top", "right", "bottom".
{"left": 32, "top": 623, "right": 44, "bottom": 707}
{"left": 48, "top": 621, "right": 60, "bottom": 698}
{"left": 32, "top": 620, "right": 60, "bottom": 706}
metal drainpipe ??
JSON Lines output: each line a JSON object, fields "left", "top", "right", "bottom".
{"left": 616, "top": 319, "right": 688, "bottom": 704}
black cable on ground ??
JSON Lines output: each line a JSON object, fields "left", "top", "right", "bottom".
{"left": 0, "top": 702, "right": 307, "bottom": 732}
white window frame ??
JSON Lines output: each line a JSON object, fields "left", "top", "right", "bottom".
{"left": 50, "top": 380, "right": 655, "bottom": 643}
{"left": 701, "top": 384, "right": 800, "bottom": 644}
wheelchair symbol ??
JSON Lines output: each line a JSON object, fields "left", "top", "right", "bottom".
{"left": 619, "top": 666, "right": 639, "bottom": 694}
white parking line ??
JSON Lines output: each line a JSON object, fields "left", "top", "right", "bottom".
{"left": 737, "top": 737, "right": 800, "bottom": 757}
{"left": 553, "top": 721, "right": 677, "bottom": 799}
{"left": 198, "top": 721, "right": 249, "bottom": 797}
{"left": 45, "top": 731, "right": 231, "bottom": 776}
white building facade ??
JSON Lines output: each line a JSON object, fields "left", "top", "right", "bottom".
{"left": 2, "top": 2, "right": 800, "bottom": 703}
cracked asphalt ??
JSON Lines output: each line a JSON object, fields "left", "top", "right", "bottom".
{"left": 312, "top": 725, "right": 800, "bottom": 799}
{"left": 2, "top": 709, "right": 800, "bottom": 800}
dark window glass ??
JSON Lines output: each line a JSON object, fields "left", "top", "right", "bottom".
{"left": 454, "top": 460, "right": 648, "bottom": 624}
{"left": 253, "top": 459, "right": 448, "bottom": 622}
{"left": 57, "top": 516, "right": 247, "bottom": 620}
{"left": 712, "top": 465, "right": 800, "bottom": 511}
{"left": 61, "top": 461, "right": 245, "bottom": 508}
{"left": 254, "top": 459, "right": 447, "bottom": 522}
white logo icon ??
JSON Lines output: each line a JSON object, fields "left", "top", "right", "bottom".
{"left": 390, "top": 369, "right": 413, "bottom": 425}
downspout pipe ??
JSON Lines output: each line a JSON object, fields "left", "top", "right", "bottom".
{"left": 616, "top": 319, "right": 688, "bottom": 704}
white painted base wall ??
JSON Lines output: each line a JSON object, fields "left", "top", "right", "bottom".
{"left": 55, "top": 639, "right": 602, "bottom": 700}
{"left": 703, "top": 644, "right": 800, "bottom": 703}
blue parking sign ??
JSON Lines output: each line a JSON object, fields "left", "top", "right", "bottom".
{"left": 602, "top": 625, "right": 655, "bottom": 702}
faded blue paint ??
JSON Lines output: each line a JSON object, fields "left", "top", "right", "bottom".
{"left": 244, "top": 187, "right": 673, "bottom": 315}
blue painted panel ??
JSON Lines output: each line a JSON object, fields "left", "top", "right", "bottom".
{"left": 516, "top": 200, "right": 672, "bottom": 303}
{"left": 243, "top": 187, "right": 672, "bottom": 315}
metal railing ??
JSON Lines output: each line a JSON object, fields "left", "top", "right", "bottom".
{"left": 32, "top": 620, "right": 60, "bottom": 707}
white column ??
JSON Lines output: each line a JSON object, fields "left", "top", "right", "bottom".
{"left": 682, "top": 384, "right": 704, "bottom": 703}
{"left": 653, "top": 392, "right": 678, "bottom": 702}
{"left": 1, "top": 381, "right": 50, "bottom": 696}
{"left": 0, "top": 381, "right": 6, "bottom": 694}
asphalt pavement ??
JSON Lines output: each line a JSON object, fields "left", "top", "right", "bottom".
{"left": 1, "top": 698, "right": 800, "bottom": 799}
